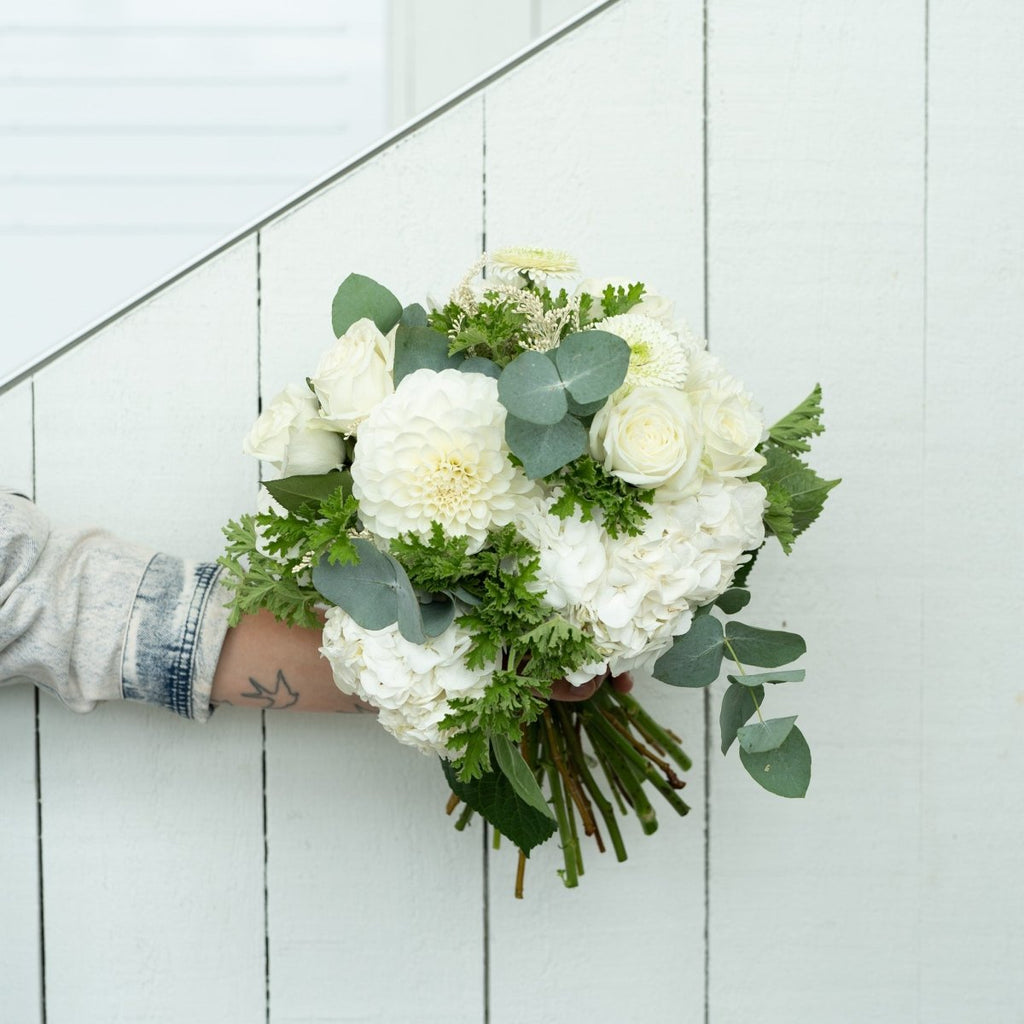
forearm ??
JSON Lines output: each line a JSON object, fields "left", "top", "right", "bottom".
{"left": 211, "top": 609, "right": 373, "bottom": 713}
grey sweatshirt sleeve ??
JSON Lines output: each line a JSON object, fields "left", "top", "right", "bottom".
{"left": 0, "top": 492, "right": 231, "bottom": 721}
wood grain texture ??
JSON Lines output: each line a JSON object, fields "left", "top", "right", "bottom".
{"left": 259, "top": 98, "right": 487, "bottom": 1022}
{"left": 0, "top": 380, "right": 42, "bottom": 1024}
{"left": 705, "top": 2, "right": 925, "bottom": 1019}
{"left": 32, "top": 241, "right": 267, "bottom": 1023}
{"left": 484, "top": 1, "right": 707, "bottom": 1019}
{"left": 922, "top": 3, "right": 1024, "bottom": 1018}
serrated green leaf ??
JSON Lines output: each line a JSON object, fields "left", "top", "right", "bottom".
{"left": 332, "top": 273, "right": 403, "bottom": 337}
{"left": 555, "top": 330, "right": 630, "bottom": 404}
{"left": 753, "top": 446, "right": 840, "bottom": 554}
{"left": 720, "top": 682, "right": 764, "bottom": 754}
{"left": 739, "top": 724, "right": 811, "bottom": 798}
{"left": 737, "top": 715, "right": 797, "bottom": 754}
{"left": 726, "top": 669, "right": 806, "bottom": 687}
{"left": 263, "top": 470, "right": 351, "bottom": 513}
{"left": 490, "top": 735, "right": 555, "bottom": 821}
{"left": 498, "top": 351, "right": 568, "bottom": 425}
{"left": 505, "top": 413, "right": 587, "bottom": 478}
{"left": 715, "top": 588, "right": 751, "bottom": 615}
{"left": 394, "top": 323, "right": 464, "bottom": 384}
{"left": 652, "top": 614, "right": 725, "bottom": 688}
{"left": 441, "top": 760, "right": 556, "bottom": 854}
{"left": 767, "top": 383, "right": 824, "bottom": 453}
{"left": 460, "top": 356, "right": 502, "bottom": 379}
{"left": 724, "top": 622, "right": 806, "bottom": 668}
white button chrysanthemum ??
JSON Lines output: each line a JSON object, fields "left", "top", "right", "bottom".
{"left": 351, "top": 368, "right": 536, "bottom": 553}
{"left": 594, "top": 313, "right": 698, "bottom": 396}
{"left": 489, "top": 245, "right": 579, "bottom": 278}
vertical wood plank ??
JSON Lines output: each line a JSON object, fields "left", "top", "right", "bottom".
{"left": 259, "top": 98, "right": 487, "bottom": 1023}
{"left": 705, "top": 2, "right": 925, "bottom": 1019}
{"left": 0, "top": 380, "right": 42, "bottom": 1024}
{"left": 922, "top": 3, "right": 1024, "bottom": 1018}
{"left": 33, "top": 240, "right": 267, "bottom": 1023}
{"left": 484, "top": 2, "right": 707, "bottom": 1019}
{"left": 388, "top": 1, "right": 533, "bottom": 126}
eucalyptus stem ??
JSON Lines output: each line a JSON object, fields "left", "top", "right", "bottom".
{"left": 554, "top": 703, "right": 628, "bottom": 862}
{"left": 454, "top": 803, "right": 475, "bottom": 831}
{"left": 540, "top": 712, "right": 579, "bottom": 888}
{"left": 602, "top": 710, "right": 687, "bottom": 789}
{"left": 515, "top": 850, "right": 527, "bottom": 900}
{"left": 608, "top": 688, "right": 693, "bottom": 772}
{"left": 582, "top": 713, "right": 659, "bottom": 834}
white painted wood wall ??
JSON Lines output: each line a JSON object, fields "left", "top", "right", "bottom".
{"left": 1, "top": 0, "right": 1022, "bottom": 1019}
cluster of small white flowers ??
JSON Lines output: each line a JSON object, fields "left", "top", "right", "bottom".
{"left": 518, "top": 478, "right": 766, "bottom": 684}
{"left": 320, "top": 609, "right": 494, "bottom": 757}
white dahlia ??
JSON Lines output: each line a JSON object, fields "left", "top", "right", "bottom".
{"left": 320, "top": 608, "right": 494, "bottom": 757}
{"left": 594, "top": 313, "right": 697, "bottom": 396}
{"left": 350, "top": 368, "right": 536, "bottom": 553}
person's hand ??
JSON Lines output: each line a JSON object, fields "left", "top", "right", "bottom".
{"left": 549, "top": 672, "right": 633, "bottom": 702}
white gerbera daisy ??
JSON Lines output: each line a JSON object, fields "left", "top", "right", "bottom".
{"left": 489, "top": 246, "right": 579, "bottom": 279}
{"left": 595, "top": 313, "right": 696, "bottom": 396}
{"left": 350, "top": 368, "right": 536, "bottom": 552}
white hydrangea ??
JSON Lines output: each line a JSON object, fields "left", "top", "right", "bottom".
{"left": 350, "top": 368, "right": 536, "bottom": 553}
{"left": 517, "top": 482, "right": 767, "bottom": 680}
{"left": 320, "top": 608, "right": 494, "bottom": 757}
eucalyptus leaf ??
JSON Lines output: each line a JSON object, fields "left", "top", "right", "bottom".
{"left": 726, "top": 669, "right": 806, "bottom": 688}
{"left": 418, "top": 593, "right": 456, "bottom": 638}
{"left": 460, "top": 356, "right": 502, "bottom": 379}
{"left": 566, "top": 393, "right": 608, "bottom": 418}
{"left": 394, "top": 324, "right": 464, "bottom": 384}
{"left": 737, "top": 715, "right": 797, "bottom": 754}
{"left": 715, "top": 588, "right": 751, "bottom": 615}
{"left": 652, "top": 615, "right": 725, "bottom": 688}
{"left": 490, "top": 735, "right": 555, "bottom": 821}
{"left": 441, "top": 760, "right": 556, "bottom": 854}
{"left": 312, "top": 539, "right": 401, "bottom": 630}
{"left": 555, "top": 330, "right": 630, "bottom": 403}
{"left": 505, "top": 414, "right": 588, "bottom": 478}
{"left": 498, "top": 351, "right": 568, "bottom": 425}
{"left": 720, "top": 682, "right": 764, "bottom": 754}
{"left": 400, "top": 302, "right": 429, "bottom": 328}
{"left": 331, "top": 273, "right": 403, "bottom": 337}
{"left": 724, "top": 622, "right": 806, "bottom": 668}
{"left": 739, "top": 725, "right": 811, "bottom": 798}
{"left": 263, "top": 471, "right": 351, "bottom": 513}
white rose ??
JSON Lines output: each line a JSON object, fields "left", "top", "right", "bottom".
{"left": 242, "top": 383, "right": 345, "bottom": 476}
{"left": 694, "top": 383, "right": 767, "bottom": 479}
{"left": 589, "top": 386, "right": 703, "bottom": 492}
{"left": 310, "top": 318, "right": 395, "bottom": 435}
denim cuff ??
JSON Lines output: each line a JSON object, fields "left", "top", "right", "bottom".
{"left": 121, "top": 555, "right": 232, "bottom": 721}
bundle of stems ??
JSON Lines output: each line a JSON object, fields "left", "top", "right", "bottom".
{"left": 447, "top": 683, "right": 691, "bottom": 898}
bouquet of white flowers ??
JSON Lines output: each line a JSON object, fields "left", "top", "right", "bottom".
{"left": 221, "top": 246, "right": 838, "bottom": 895}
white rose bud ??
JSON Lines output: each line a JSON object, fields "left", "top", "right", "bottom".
{"left": 310, "top": 317, "right": 395, "bottom": 435}
{"left": 696, "top": 384, "right": 767, "bottom": 478}
{"left": 589, "top": 387, "right": 703, "bottom": 492}
{"left": 242, "top": 383, "right": 346, "bottom": 476}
